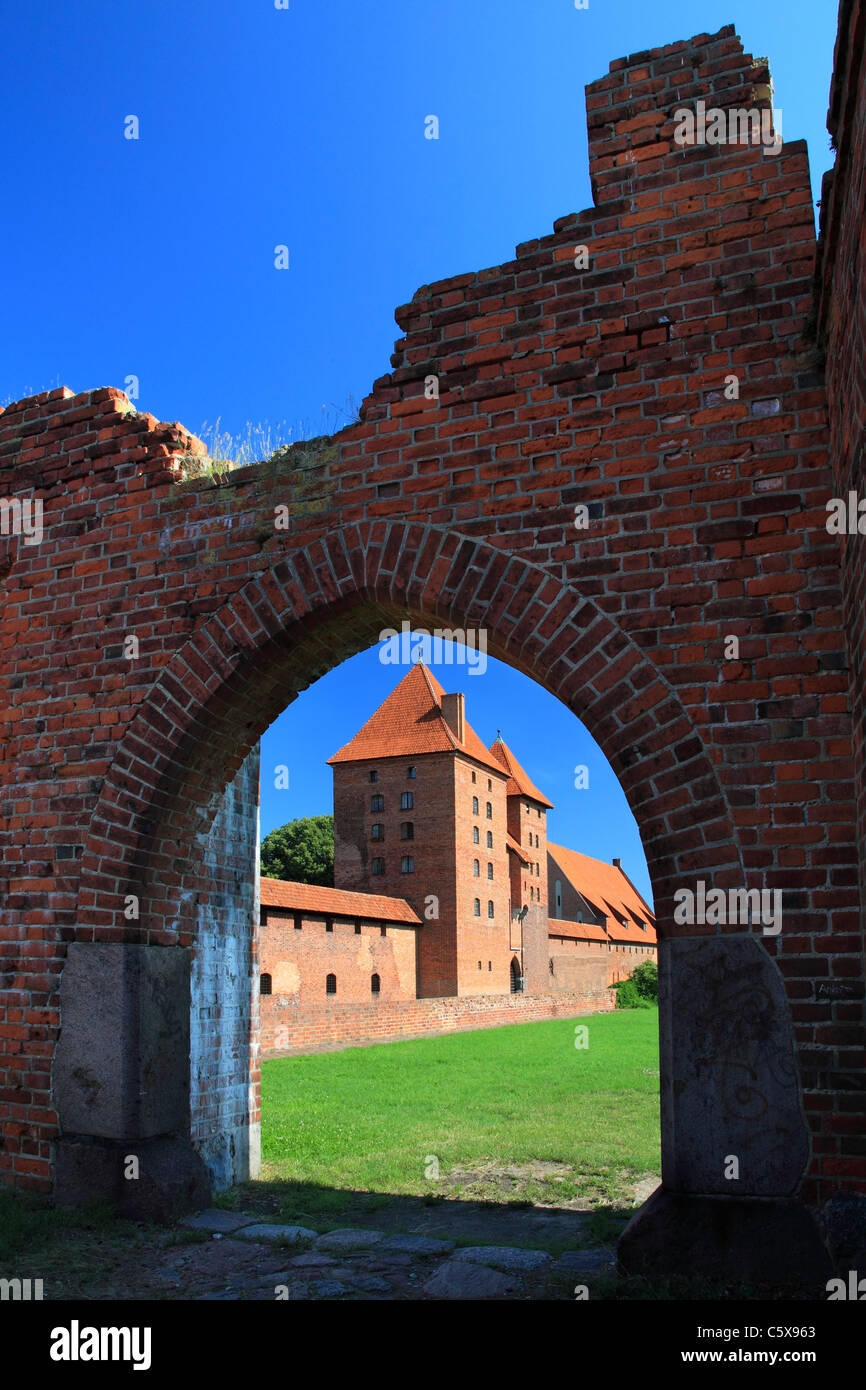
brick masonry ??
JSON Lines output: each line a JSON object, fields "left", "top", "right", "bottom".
{"left": 261, "top": 980, "right": 612, "bottom": 1055}
{"left": 259, "top": 908, "right": 419, "bottom": 1004}
{"left": 0, "top": 18, "right": 863, "bottom": 1227}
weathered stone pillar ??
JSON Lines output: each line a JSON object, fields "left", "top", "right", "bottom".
{"left": 618, "top": 935, "right": 833, "bottom": 1283}
{"left": 53, "top": 942, "right": 211, "bottom": 1222}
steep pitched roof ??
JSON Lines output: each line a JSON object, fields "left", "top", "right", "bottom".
{"left": 327, "top": 663, "right": 505, "bottom": 775}
{"left": 488, "top": 736, "right": 554, "bottom": 808}
{"left": 547, "top": 842, "right": 656, "bottom": 945}
{"left": 260, "top": 876, "right": 421, "bottom": 925}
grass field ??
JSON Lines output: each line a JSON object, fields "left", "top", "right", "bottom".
{"left": 256, "top": 1008, "right": 660, "bottom": 1213}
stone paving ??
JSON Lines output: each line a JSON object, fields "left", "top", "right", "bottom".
{"left": 178, "top": 1209, "right": 617, "bottom": 1300}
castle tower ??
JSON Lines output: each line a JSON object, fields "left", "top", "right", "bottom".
{"left": 488, "top": 735, "right": 554, "bottom": 994}
{"left": 327, "top": 664, "right": 512, "bottom": 997}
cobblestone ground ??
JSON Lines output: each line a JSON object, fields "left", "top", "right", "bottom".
{"left": 165, "top": 1210, "right": 617, "bottom": 1301}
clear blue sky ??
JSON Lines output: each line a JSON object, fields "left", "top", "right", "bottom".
{"left": 2, "top": 0, "right": 840, "bottom": 905}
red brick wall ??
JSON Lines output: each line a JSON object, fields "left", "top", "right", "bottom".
{"left": 332, "top": 749, "right": 514, "bottom": 997}
{"left": 260, "top": 978, "right": 612, "bottom": 1055}
{"left": 259, "top": 909, "right": 417, "bottom": 1003}
{"left": 507, "top": 797, "right": 551, "bottom": 993}
{"left": 548, "top": 934, "right": 656, "bottom": 988}
{"left": 1, "top": 21, "right": 863, "bottom": 1205}
{"left": 454, "top": 755, "right": 511, "bottom": 995}
{"left": 817, "top": 0, "right": 866, "bottom": 972}
{"left": 333, "top": 751, "right": 460, "bottom": 995}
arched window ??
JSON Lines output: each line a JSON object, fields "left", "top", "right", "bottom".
{"left": 473, "top": 826, "right": 480, "bottom": 843}
{"left": 486, "top": 831, "right": 492, "bottom": 848}
{"left": 260, "top": 972, "right": 272, "bottom": 996}
{"left": 487, "top": 900, "right": 494, "bottom": 918}
{"left": 473, "top": 898, "right": 481, "bottom": 916}
{"left": 487, "top": 863, "right": 493, "bottom": 880}
{"left": 326, "top": 973, "right": 336, "bottom": 995}
{"left": 485, "top": 802, "right": 492, "bottom": 819}
{"left": 371, "top": 822, "right": 384, "bottom": 840}
{"left": 473, "top": 859, "right": 480, "bottom": 876}
{"left": 371, "top": 973, "right": 381, "bottom": 995}
{"left": 472, "top": 796, "right": 479, "bottom": 814}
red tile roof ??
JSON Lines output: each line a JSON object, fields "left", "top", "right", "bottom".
{"left": 548, "top": 916, "right": 609, "bottom": 943}
{"left": 260, "top": 876, "right": 421, "bottom": 925}
{"left": 327, "top": 663, "right": 506, "bottom": 775}
{"left": 488, "top": 737, "right": 554, "bottom": 808}
{"left": 547, "top": 842, "right": 656, "bottom": 945}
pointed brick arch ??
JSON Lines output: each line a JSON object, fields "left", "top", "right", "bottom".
{"left": 76, "top": 520, "right": 739, "bottom": 940}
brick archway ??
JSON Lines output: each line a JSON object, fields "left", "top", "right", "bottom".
{"left": 76, "top": 520, "right": 741, "bottom": 936}
{"left": 3, "top": 19, "right": 865, "bottom": 1282}
{"left": 59, "top": 523, "right": 812, "bottom": 1271}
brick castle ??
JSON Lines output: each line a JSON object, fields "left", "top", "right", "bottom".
{"left": 259, "top": 661, "right": 655, "bottom": 1039}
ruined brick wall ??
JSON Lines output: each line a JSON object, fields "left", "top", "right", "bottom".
{"left": 0, "top": 22, "right": 863, "bottom": 1209}
{"left": 260, "top": 979, "right": 612, "bottom": 1055}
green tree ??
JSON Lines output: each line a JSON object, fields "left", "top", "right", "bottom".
{"left": 611, "top": 959, "right": 658, "bottom": 1009}
{"left": 260, "top": 815, "right": 334, "bottom": 886}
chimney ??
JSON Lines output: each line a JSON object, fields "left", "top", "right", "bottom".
{"left": 612, "top": 857, "right": 622, "bottom": 869}
{"left": 441, "top": 692, "right": 465, "bottom": 743}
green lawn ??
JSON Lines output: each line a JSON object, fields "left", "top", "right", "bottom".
{"left": 259, "top": 1008, "right": 660, "bottom": 1209}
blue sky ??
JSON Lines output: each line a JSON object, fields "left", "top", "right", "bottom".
{"left": 2, "top": 1, "right": 840, "bottom": 905}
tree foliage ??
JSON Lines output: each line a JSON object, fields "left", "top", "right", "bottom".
{"left": 611, "top": 959, "right": 658, "bottom": 1009}
{"left": 260, "top": 815, "right": 334, "bottom": 886}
